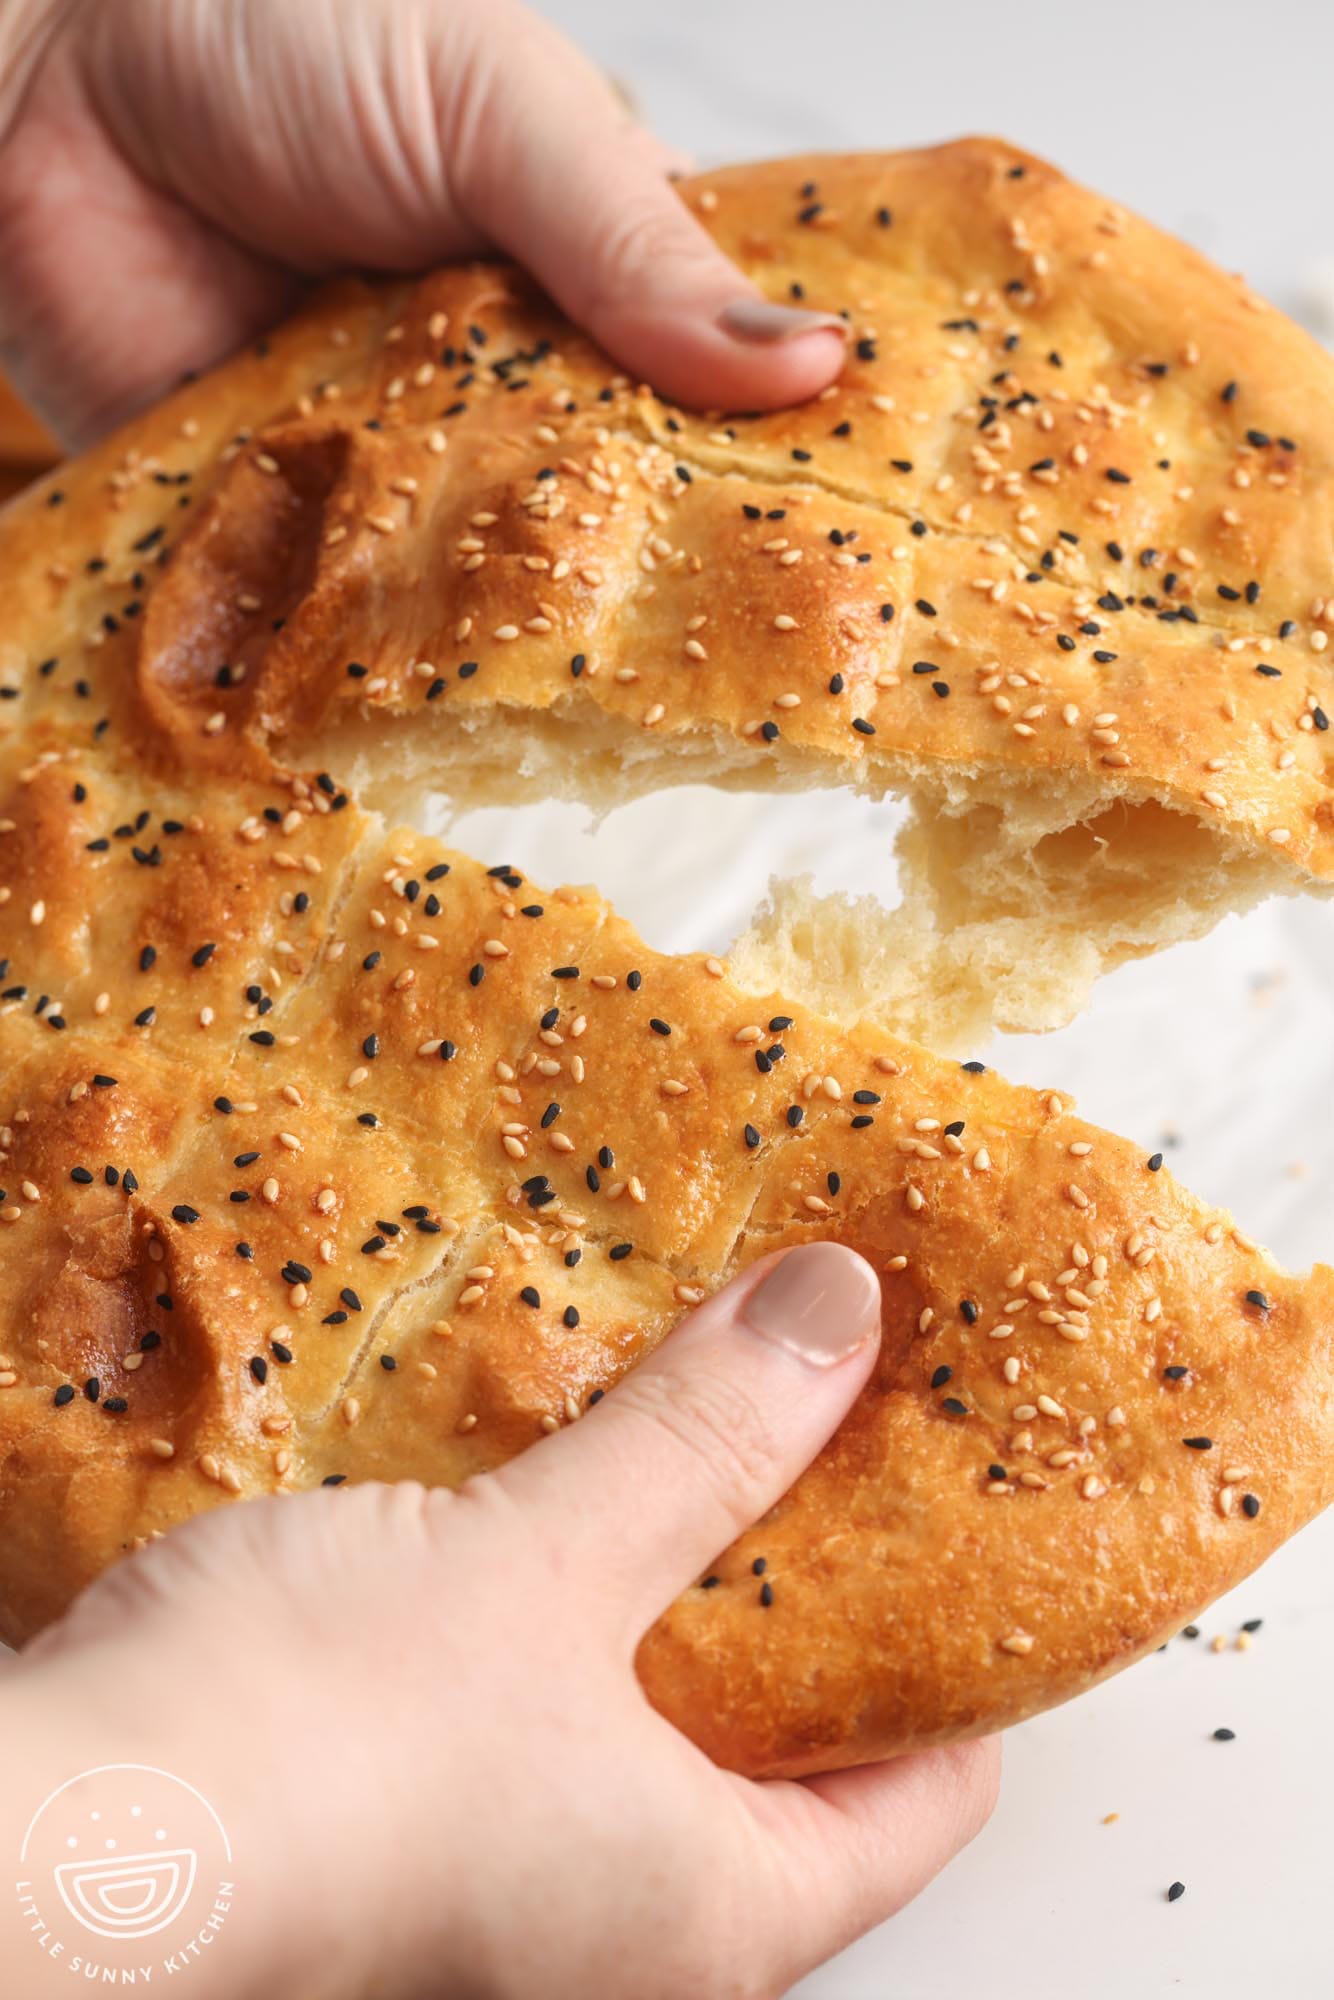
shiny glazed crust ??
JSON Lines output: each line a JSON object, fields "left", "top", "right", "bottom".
{"left": 2, "top": 139, "right": 1332, "bottom": 1776}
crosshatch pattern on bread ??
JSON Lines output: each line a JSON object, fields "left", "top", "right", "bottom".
{"left": 2, "top": 138, "right": 1333, "bottom": 1776}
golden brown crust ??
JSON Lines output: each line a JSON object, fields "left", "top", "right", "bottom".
{"left": 2, "top": 139, "right": 1333, "bottom": 1775}
{"left": 0, "top": 373, "right": 54, "bottom": 467}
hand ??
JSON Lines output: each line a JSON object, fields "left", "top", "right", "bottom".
{"left": 1, "top": 1245, "right": 998, "bottom": 1999}
{"left": 0, "top": 0, "right": 846, "bottom": 447}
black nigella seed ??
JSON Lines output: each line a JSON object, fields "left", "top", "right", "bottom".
{"left": 520, "top": 1286, "right": 541, "bottom": 1308}
{"left": 380, "top": 1355, "right": 397, "bottom": 1371}
{"left": 931, "top": 1365, "right": 953, "bottom": 1389}
{"left": 171, "top": 1204, "right": 199, "bottom": 1225}
{"left": 250, "top": 1356, "right": 268, "bottom": 1384}
{"left": 759, "top": 1581, "right": 774, "bottom": 1607}
{"left": 743, "top": 1124, "right": 760, "bottom": 1149}
{"left": 1241, "top": 1617, "right": 1263, "bottom": 1633}
{"left": 609, "top": 1243, "right": 632, "bottom": 1261}
{"left": 1183, "top": 1436, "right": 1213, "bottom": 1450}
{"left": 626, "top": 971, "right": 642, "bottom": 992}
{"left": 1148, "top": 1152, "right": 1164, "bottom": 1171}
{"left": 1242, "top": 1494, "right": 1261, "bottom": 1518}
{"left": 271, "top": 1341, "right": 293, "bottom": 1364}
{"left": 649, "top": 1018, "right": 670, "bottom": 1036}
{"left": 1213, "top": 1727, "right": 1236, "bottom": 1741}
{"left": 1167, "top": 1883, "right": 1186, "bottom": 1904}
{"left": 1245, "top": 1290, "right": 1271, "bottom": 1311}
{"left": 70, "top": 1166, "right": 93, "bottom": 1185}
{"left": 84, "top": 1378, "right": 100, "bottom": 1401}
{"left": 53, "top": 1385, "right": 75, "bottom": 1407}
{"left": 563, "top": 1307, "right": 579, "bottom": 1329}
{"left": 942, "top": 1397, "right": 968, "bottom": 1415}
{"left": 1164, "top": 1365, "right": 1189, "bottom": 1381}
{"left": 787, "top": 1106, "right": 804, "bottom": 1127}
{"left": 961, "top": 1299, "right": 978, "bottom": 1324}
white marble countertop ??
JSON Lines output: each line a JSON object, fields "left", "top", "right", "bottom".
{"left": 517, "top": 6, "right": 1334, "bottom": 1990}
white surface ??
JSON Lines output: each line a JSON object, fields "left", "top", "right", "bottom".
{"left": 514, "top": 6, "right": 1334, "bottom": 1990}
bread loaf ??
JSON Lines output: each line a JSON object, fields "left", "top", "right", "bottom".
{"left": 2, "top": 138, "right": 1332, "bottom": 1774}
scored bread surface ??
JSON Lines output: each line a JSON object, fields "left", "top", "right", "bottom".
{"left": 2, "top": 138, "right": 1333, "bottom": 1774}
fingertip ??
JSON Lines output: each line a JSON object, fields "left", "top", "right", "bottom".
{"left": 806, "top": 1733, "right": 1002, "bottom": 1858}
{"left": 589, "top": 310, "right": 846, "bottom": 414}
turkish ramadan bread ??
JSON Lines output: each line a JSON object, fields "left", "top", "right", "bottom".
{"left": 3, "top": 138, "right": 1334, "bottom": 1778}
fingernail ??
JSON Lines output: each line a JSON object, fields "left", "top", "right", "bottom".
{"left": 743, "top": 1244, "right": 880, "bottom": 1368}
{"left": 717, "top": 298, "right": 848, "bottom": 345}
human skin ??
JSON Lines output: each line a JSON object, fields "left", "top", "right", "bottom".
{"left": 0, "top": 0, "right": 847, "bottom": 446}
{"left": 0, "top": 8, "right": 996, "bottom": 1993}
{"left": 0, "top": 1248, "right": 998, "bottom": 1998}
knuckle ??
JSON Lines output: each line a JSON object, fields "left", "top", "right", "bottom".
{"left": 580, "top": 200, "right": 721, "bottom": 323}
{"left": 615, "top": 1363, "right": 778, "bottom": 1512}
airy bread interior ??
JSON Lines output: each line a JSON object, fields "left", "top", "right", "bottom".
{"left": 303, "top": 698, "right": 1309, "bottom": 1052}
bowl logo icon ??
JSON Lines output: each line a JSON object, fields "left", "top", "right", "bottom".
{"left": 54, "top": 1844, "right": 198, "bottom": 1940}
{"left": 16, "top": 1762, "right": 233, "bottom": 1969}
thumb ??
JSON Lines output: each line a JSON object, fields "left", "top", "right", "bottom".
{"left": 455, "top": 16, "right": 847, "bottom": 411}
{"left": 490, "top": 1244, "right": 881, "bottom": 1638}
